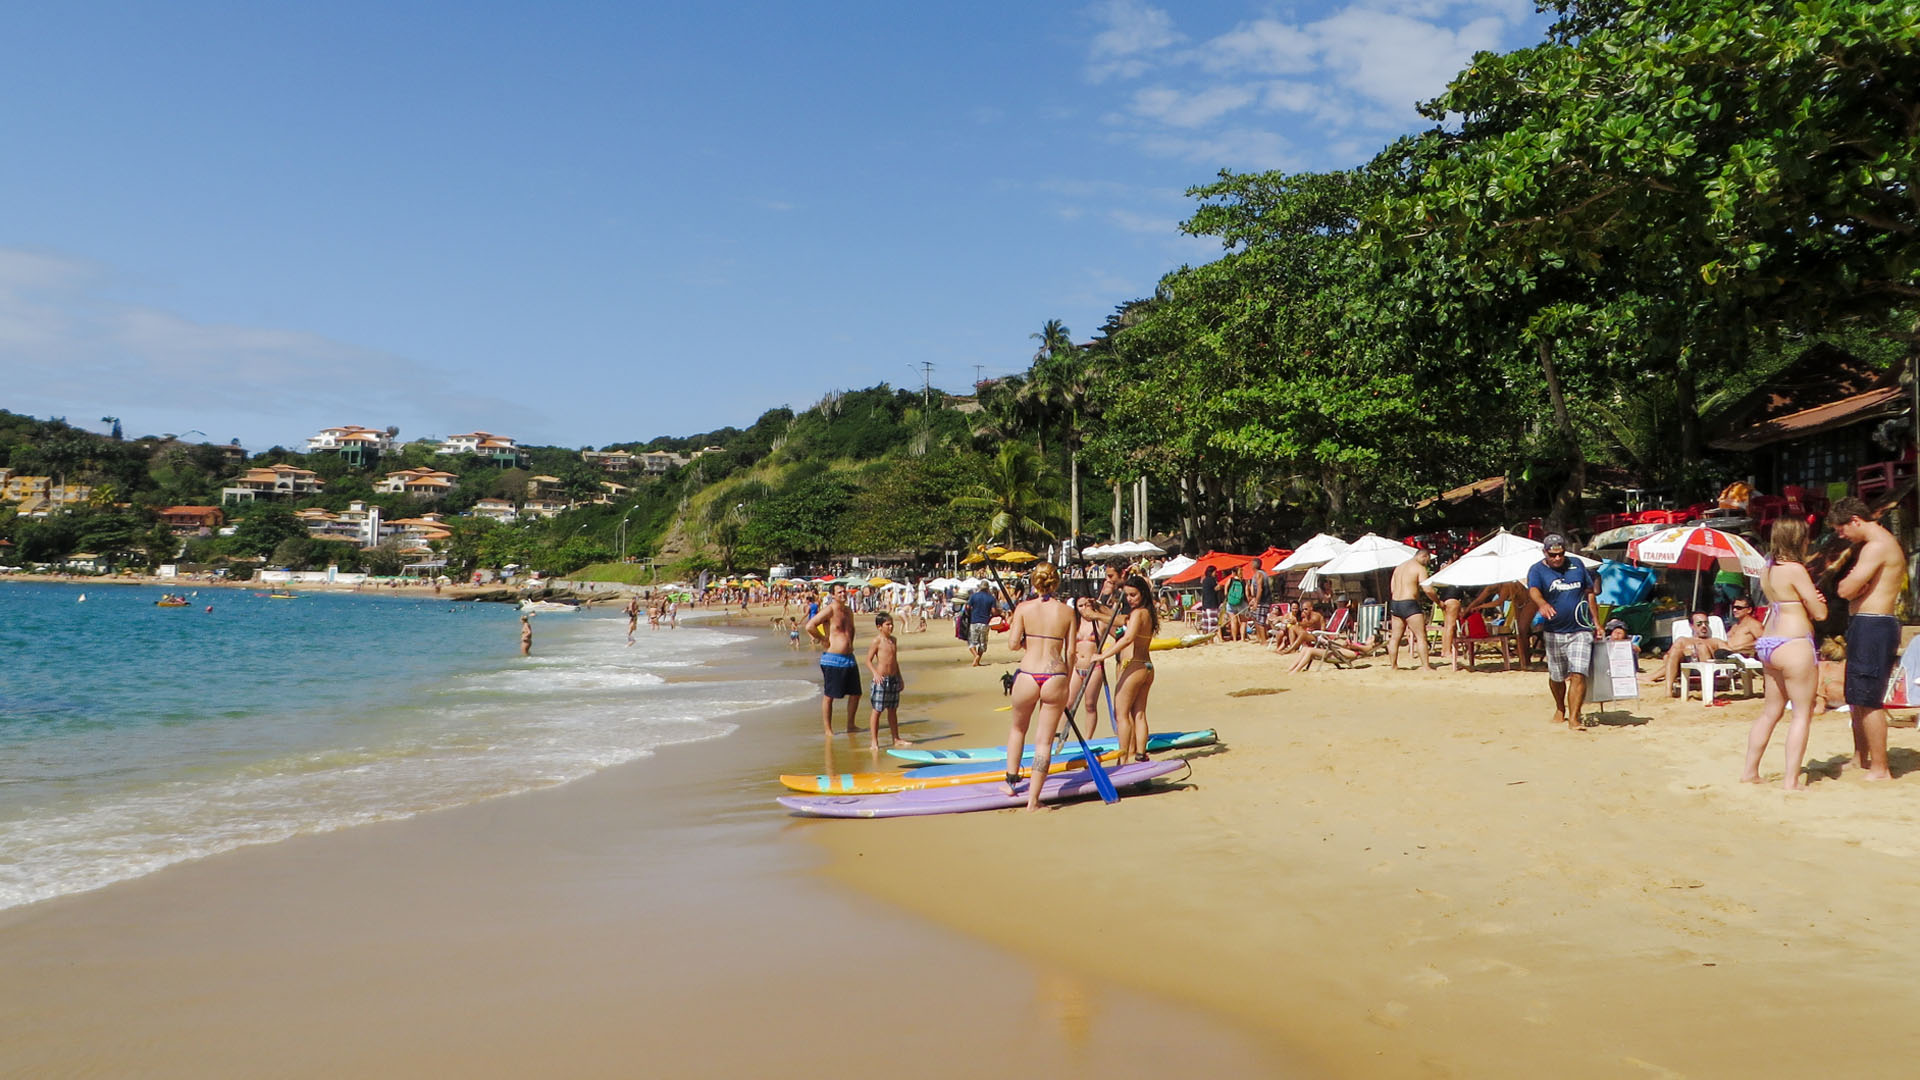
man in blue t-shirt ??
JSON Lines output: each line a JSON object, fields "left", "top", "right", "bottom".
{"left": 965, "top": 586, "right": 997, "bottom": 667}
{"left": 1525, "top": 534, "right": 1600, "bottom": 731}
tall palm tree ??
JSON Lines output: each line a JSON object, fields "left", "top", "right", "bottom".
{"left": 949, "top": 442, "right": 1067, "bottom": 549}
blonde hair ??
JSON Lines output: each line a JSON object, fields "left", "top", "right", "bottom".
{"left": 1770, "top": 518, "right": 1809, "bottom": 565}
{"left": 1820, "top": 638, "right": 1846, "bottom": 662}
{"left": 1029, "top": 562, "right": 1061, "bottom": 594}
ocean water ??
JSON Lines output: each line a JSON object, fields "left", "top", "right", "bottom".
{"left": 0, "top": 583, "right": 812, "bottom": 910}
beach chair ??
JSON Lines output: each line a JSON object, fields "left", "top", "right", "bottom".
{"left": 1454, "top": 608, "right": 1514, "bottom": 671}
{"left": 1307, "top": 603, "right": 1352, "bottom": 649}
{"left": 1679, "top": 660, "right": 1755, "bottom": 706}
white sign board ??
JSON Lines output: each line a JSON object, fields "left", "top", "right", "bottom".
{"left": 1585, "top": 640, "right": 1640, "bottom": 704}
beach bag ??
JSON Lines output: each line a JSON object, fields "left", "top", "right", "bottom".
{"left": 954, "top": 609, "right": 968, "bottom": 641}
{"left": 1226, "top": 578, "right": 1245, "bottom": 606}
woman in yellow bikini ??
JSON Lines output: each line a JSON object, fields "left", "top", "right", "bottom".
{"left": 1001, "top": 563, "right": 1079, "bottom": 810}
{"left": 1095, "top": 575, "right": 1159, "bottom": 763}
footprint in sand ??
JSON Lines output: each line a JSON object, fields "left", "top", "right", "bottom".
{"left": 1406, "top": 966, "right": 1450, "bottom": 989}
{"left": 1367, "top": 1001, "right": 1410, "bottom": 1029}
{"left": 1460, "top": 957, "right": 1531, "bottom": 977}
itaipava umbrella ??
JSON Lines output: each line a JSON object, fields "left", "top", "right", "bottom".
{"left": 1628, "top": 524, "right": 1764, "bottom": 609}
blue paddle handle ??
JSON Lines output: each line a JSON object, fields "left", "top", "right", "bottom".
{"left": 1101, "top": 661, "right": 1118, "bottom": 739}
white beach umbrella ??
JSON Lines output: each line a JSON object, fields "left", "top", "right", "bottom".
{"left": 1316, "top": 534, "right": 1420, "bottom": 577}
{"left": 1080, "top": 543, "right": 1111, "bottom": 558}
{"left": 1149, "top": 554, "right": 1195, "bottom": 581}
{"left": 1275, "top": 533, "right": 1350, "bottom": 572}
{"left": 1118, "top": 540, "right": 1167, "bottom": 557}
{"left": 1428, "top": 529, "right": 1600, "bottom": 589}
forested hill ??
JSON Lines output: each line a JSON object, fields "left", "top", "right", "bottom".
{"left": 0, "top": 384, "right": 1038, "bottom": 577}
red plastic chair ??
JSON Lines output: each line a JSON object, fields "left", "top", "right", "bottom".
{"left": 1750, "top": 495, "right": 1789, "bottom": 529}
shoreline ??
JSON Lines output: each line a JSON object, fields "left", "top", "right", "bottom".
{"left": 0, "top": 603, "right": 1299, "bottom": 1077}
{"left": 796, "top": 623, "right": 1920, "bottom": 1077}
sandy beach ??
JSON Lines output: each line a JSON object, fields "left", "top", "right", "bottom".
{"left": 0, "top": 604, "right": 1296, "bottom": 1079}
{"left": 9, "top": 600, "right": 1920, "bottom": 1077}
{"left": 807, "top": 622, "right": 1920, "bottom": 1078}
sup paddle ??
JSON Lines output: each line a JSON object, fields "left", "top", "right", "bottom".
{"left": 982, "top": 552, "right": 1120, "bottom": 805}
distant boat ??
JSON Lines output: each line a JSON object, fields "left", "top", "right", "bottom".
{"left": 155, "top": 596, "right": 190, "bottom": 607}
{"left": 268, "top": 591, "right": 299, "bottom": 599}
{"left": 77, "top": 594, "right": 86, "bottom": 602}
{"left": 519, "top": 600, "right": 579, "bottom": 613}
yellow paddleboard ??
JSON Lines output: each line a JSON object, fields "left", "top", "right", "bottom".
{"left": 1149, "top": 631, "right": 1216, "bottom": 651}
{"left": 780, "top": 752, "right": 1119, "bottom": 795}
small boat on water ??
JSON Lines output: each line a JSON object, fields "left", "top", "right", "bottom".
{"left": 268, "top": 591, "right": 299, "bottom": 599}
{"left": 155, "top": 595, "right": 190, "bottom": 607}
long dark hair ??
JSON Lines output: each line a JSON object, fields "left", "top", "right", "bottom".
{"left": 1124, "top": 575, "right": 1159, "bottom": 636}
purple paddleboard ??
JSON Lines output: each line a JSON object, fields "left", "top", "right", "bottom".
{"left": 777, "top": 759, "right": 1186, "bottom": 818}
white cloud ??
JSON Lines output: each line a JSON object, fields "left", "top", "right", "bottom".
{"left": 1128, "top": 84, "right": 1258, "bottom": 127}
{"left": 1127, "top": 127, "right": 1298, "bottom": 171}
{"left": 1308, "top": 9, "right": 1508, "bottom": 111}
{"left": 1196, "top": 19, "right": 1318, "bottom": 75}
{"left": 0, "top": 246, "right": 546, "bottom": 447}
{"left": 1085, "top": 0, "right": 1183, "bottom": 82}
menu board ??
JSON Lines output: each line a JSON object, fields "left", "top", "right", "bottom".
{"left": 1585, "top": 640, "right": 1640, "bottom": 704}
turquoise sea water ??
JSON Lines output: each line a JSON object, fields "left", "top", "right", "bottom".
{"left": 0, "top": 583, "right": 812, "bottom": 910}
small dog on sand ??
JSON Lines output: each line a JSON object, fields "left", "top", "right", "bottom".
{"left": 1000, "top": 671, "right": 1017, "bottom": 695}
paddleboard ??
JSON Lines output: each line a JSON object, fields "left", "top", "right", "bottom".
{"left": 780, "top": 751, "right": 1121, "bottom": 795}
{"left": 778, "top": 759, "right": 1186, "bottom": 818}
{"left": 888, "top": 728, "right": 1216, "bottom": 764}
{"left": 1149, "top": 631, "right": 1216, "bottom": 651}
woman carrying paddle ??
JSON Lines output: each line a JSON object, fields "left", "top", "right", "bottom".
{"left": 1096, "top": 575, "right": 1158, "bottom": 763}
{"left": 1001, "top": 562, "right": 1080, "bottom": 810}
{"left": 1067, "top": 595, "right": 1110, "bottom": 739}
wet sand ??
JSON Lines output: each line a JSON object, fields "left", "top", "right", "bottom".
{"left": 0, "top": 611, "right": 1298, "bottom": 1078}
{"left": 805, "top": 624, "right": 1920, "bottom": 1078}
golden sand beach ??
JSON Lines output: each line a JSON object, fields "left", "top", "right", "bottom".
{"left": 806, "top": 621, "right": 1920, "bottom": 1078}
{"left": 6, "top": 603, "right": 1920, "bottom": 1078}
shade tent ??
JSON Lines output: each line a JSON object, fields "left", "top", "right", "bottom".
{"left": 1275, "top": 533, "right": 1350, "bottom": 572}
{"left": 1165, "top": 550, "right": 1259, "bottom": 585}
{"left": 1315, "top": 534, "right": 1420, "bottom": 577}
{"left": 1149, "top": 555, "right": 1195, "bottom": 581}
{"left": 1428, "top": 530, "right": 1600, "bottom": 589}
{"left": 1256, "top": 546, "right": 1295, "bottom": 573}
{"left": 1589, "top": 521, "right": 1665, "bottom": 550}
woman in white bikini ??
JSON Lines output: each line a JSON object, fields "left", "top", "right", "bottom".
{"left": 1067, "top": 595, "right": 1110, "bottom": 738}
{"left": 1095, "top": 575, "right": 1159, "bottom": 764}
{"left": 1740, "top": 518, "right": 1829, "bottom": 789}
{"left": 1001, "top": 563, "right": 1079, "bottom": 810}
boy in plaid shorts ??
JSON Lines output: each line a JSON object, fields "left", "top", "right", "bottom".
{"left": 865, "top": 613, "right": 911, "bottom": 749}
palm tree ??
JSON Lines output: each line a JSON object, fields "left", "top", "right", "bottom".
{"left": 1026, "top": 320, "right": 1100, "bottom": 544}
{"left": 949, "top": 442, "right": 1067, "bottom": 549}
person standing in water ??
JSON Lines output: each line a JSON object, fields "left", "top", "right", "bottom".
{"left": 1000, "top": 563, "right": 1078, "bottom": 811}
{"left": 519, "top": 613, "right": 533, "bottom": 657}
{"left": 864, "top": 612, "right": 910, "bottom": 750}
{"left": 805, "top": 582, "right": 861, "bottom": 736}
{"left": 624, "top": 596, "right": 640, "bottom": 646}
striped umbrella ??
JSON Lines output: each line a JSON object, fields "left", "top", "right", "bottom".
{"left": 1626, "top": 526, "right": 1765, "bottom": 576}
{"left": 1627, "top": 525, "right": 1765, "bottom": 609}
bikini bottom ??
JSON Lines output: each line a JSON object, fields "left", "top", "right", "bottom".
{"left": 1754, "top": 635, "right": 1812, "bottom": 666}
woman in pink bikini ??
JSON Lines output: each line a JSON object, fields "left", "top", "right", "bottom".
{"left": 1001, "top": 562, "right": 1080, "bottom": 810}
{"left": 1095, "top": 575, "right": 1159, "bottom": 764}
{"left": 1740, "top": 518, "right": 1829, "bottom": 789}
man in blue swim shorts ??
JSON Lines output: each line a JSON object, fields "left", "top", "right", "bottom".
{"left": 805, "top": 582, "right": 862, "bottom": 735}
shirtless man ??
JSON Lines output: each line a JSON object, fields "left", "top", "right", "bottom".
{"left": 1830, "top": 497, "right": 1906, "bottom": 780}
{"left": 1387, "top": 549, "right": 1440, "bottom": 671}
{"left": 1651, "top": 611, "right": 1730, "bottom": 689}
{"left": 805, "top": 581, "right": 862, "bottom": 736}
{"left": 624, "top": 596, "right": 640, "bottom": 646}
{"left": 1273, "top": 600, "right": 1324, "bottom": 654}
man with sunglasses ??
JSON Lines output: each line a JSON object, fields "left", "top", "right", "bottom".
{"left": 1527, "top": 534, "right": 1600, "bottom": 730}
{"left": 1651, "top": 610, "right": 1733, "bottom": 690}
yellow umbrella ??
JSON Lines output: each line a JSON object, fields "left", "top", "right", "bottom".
{"left": 960, "top": 552, "right": 986, "bottom": 566}
{"left": 983, "top": 545, "right": 1009, "bottom": 557}
{"left": 868, "top": 576, "right": 893, "bottom": 587}
{"left": 996, "top": 550, "right": 1038, "bottom": 564}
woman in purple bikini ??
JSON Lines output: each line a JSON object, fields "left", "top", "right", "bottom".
{"left": 1740, "top": 518, "right": 1829, "bottom": 790}
{"left": 1001, "top": 562, "right": 1079, "bottom": 810}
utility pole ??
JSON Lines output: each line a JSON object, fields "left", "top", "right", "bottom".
{"left": 973, "top": 364, "right": 985, "bottom": 389}
{"left": 918, "top": 361, "right": 934, "bottom": 412}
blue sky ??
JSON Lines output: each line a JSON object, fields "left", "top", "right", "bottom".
{"left": 0, "top": 1, "right": 1546, "bottom": 452}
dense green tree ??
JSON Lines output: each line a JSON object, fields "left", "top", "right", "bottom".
{"left": 949, "top": 442, "right": 1065, "bottom": 548}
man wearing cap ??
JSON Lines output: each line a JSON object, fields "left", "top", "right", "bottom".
{"left": 1605, "top": 618, "right": 1641, "bottom": 671}
{"left": 1526, "top": 535, "right": 1600, "bottom": 730}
